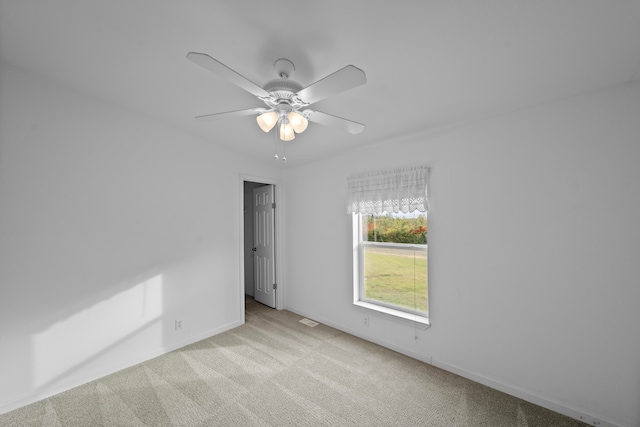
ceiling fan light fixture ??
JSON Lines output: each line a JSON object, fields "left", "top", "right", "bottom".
{"left": 256, "top": 111, "right": 278, "bottom": 132}
{"left": 288, "top": 111, "right": 308, "bottom": 133}
{"left": 279, "top": 121, "right": 295, "bottom": 141}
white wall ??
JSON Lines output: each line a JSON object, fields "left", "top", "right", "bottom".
{"left": 0, "top": 62, "right": 283, "bottom": 413}
{"left": 283, "top": 82, "right": 640, "bottom": 427}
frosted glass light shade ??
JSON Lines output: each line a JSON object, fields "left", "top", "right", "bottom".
{"left": 288, "top": 111, "right": 308, "bottom": 133}
{"left": 256, "top": 111, "right": 278, "bottom": 132}
{"left": 279, "top": 122, "right": 295, "bottom": 141}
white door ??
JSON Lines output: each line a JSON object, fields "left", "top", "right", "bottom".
{"left": 252, "top": 185, "right": 276, "bottom": 308}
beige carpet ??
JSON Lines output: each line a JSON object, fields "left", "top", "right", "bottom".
{"left": 1, "top": 298, "right": 587, "bottom": 426}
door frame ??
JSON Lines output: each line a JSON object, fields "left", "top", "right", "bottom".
{"left": 239, "top": 174, "right": 284, "bottom": 321}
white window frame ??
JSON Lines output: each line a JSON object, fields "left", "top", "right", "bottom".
{"left": 352, "top": 213, "right": 430, "bottom": 327}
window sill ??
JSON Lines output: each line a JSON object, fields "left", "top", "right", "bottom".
{"left": 354, "top": 301, "right": 430, "bottom": 329}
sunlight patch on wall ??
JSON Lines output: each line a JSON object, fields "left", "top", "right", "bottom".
{"left": 32, "top": 275, "right": 163, "bottom": 388}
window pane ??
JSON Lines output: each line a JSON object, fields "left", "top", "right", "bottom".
{"left": 362, "top": 245, "right": 427, "bottom": 314}
{"left": 362, "top": 213, "right": 427, "bottom": 244}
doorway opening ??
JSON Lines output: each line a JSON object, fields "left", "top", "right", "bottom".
{"left": 242, "top": 180, "right": 278, "bottom": 311}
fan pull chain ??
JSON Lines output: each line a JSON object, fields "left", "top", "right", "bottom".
{"left": 272, "top": 116, "right": 288, "bottom": 162}
{"left": 273, "top": 118, "right": 279, "bottom": 160}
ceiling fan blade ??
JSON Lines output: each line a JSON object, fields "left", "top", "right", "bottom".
{"left": 187, "top": 52, "right": 270, "bottom": 98}
{"left": 305, "top": 110, "right": 365, "bottom": 134}
{"left": 196, "top": 108, "right": 265, "bottom": 121}
{"left": 296, "top": 65, "right": 366, "bottom": 105}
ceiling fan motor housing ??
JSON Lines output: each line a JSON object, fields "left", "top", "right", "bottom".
{"left": 263, "top": 79, "right": 303, "bottom": 96}
{"left": 262, "top": 79, "right": 307, "bottom": 110}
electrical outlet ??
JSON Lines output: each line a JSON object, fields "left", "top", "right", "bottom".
{"left": 175, "top": 320, "right": 183, "bottom": 331}
{"left": 363, "top": 316, "right": 369, "bottom": 327}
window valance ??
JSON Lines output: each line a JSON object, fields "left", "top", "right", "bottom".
{"left": 346, "top": 165, "right": 429, "bottom": 214}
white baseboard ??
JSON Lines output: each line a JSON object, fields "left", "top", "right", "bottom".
{"left": 431, "top": 358, "right": 622, "bottom": 427}
{"left": 284, "top": 306, "right": 625, "bottom": 427}
{"left": 0, "top": 320, "right": 242, "bottom": 415}
{"left": 285, "top": 306, "right": 431, "bottom": 363}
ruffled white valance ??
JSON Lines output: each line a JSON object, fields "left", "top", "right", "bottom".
{"left": 347, "top": 165, "right": 429, "bottom": 214}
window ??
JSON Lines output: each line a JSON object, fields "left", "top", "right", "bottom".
{"left": 347, "top": 166, "right": 429, "bottom": 325}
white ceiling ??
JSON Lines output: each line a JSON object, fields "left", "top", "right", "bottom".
{"left": 2, "top": 1, "right": 640, "bottom": 167}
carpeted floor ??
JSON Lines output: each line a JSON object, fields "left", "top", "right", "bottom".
{"left": 1, "top": 297, "right": 587, "bottom": 426}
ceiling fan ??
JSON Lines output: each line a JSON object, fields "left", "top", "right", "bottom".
{"left": 186, "top": 52, "right": 366, "bottom": 141}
